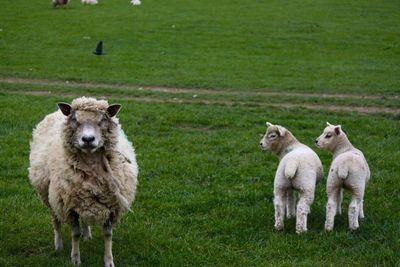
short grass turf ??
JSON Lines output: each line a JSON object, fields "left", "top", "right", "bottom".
{"left": 0, "top": 0, "right": 400, "bottom": 94}
{"left": 0, "top": 93, "right": 399, "bottom": 266}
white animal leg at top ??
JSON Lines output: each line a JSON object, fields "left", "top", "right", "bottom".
{"left": 286, "top": 188, "right": 296, "bottom": 219}
{"left": 296, "top": 194, "right": 312, "bottom": 234}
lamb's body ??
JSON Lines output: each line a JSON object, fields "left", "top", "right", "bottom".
{"left": 316, "top": 123, "right": 370, "bottom": 231}
{"left": 30, "top": 110, "right": 137, "bottom": 225}
{"left": 29, "top": 97, "right": 138, "bottom": 266}
{"left": 260, "top": 122, "right": 323, "bottom": 233}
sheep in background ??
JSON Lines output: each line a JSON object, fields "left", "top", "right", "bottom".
{"left": 260, "top": 122, "right": 323, "bottom": 233}
{"left": 29, "top": 97, "right": 138, "bottom": 267}
{"left": 316, "top": 122, "right": 370, "bottom": 231}
{"left": 52, "top": 0, "right": 70, "bottom": 8}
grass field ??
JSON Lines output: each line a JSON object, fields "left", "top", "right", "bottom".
{"left": 0, "top": 0, "right": 400, "bottom": 266}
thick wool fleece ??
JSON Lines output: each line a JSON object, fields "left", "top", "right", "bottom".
{"left": 29, "top": 97, "right": 138, "bottom": 225}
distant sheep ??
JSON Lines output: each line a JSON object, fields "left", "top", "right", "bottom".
{"left": 316, "top": 122, "right": 370, "bottom": 231}
{"left": 29, "top": 97, "right": 138, "bottom": 266}
{"left": 260, "top": 122, "right": 323, "bottom": 233}
{"left": 52, "top": 0, "right": 69, "bottom": 7}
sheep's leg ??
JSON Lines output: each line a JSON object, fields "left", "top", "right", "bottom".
{"left": 336, "top": 188, "right": 343, "bottom": 215}
{"left": 274, "top": 188, "right": 286, "bottom": 231}
{"left": 51, "top": 213, "right": 63, "bottom": 250}
{"left": 325, "top": 188, "right": 339, "bottom": 232}
{"left": 286, "top": 188, "right": 296, "bottom": 219}
{"left": 296, "top": 192, "right": 313, "bottom": 234}
{"left": 349, "top": 196, "right": 361, "bottom": 230}
{"left": 103, "top": 221, "right": 115, "bottom": 267}
{"left": 70, "top": 212, "right": 81, "bottom": 265}
{"left": 82, "top": 222, "right": 92, "bottom": 241}
{"left": 359, "top": 200, "right": 365, "bottom": 219}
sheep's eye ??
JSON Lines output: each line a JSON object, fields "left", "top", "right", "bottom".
{"left": 71, "top": 117, "right": 79, "bottom": 127}
{"left": 325, "top": 134, "right": 332, "bottom": 139}
{"left": 269, "top": 134, "right": 277, "bottom": 138}
{"left": 99, "top": 118, "right": 107, "bottom": 126}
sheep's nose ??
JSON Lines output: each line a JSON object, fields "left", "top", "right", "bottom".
{"left": 82, "top": 135, "right": 95, "bottom": 143}
{"left": 260, "top": 142, "right": 263, "bottom": 146}
{"left": 315, "top": 139, "right": 318, "bottom": 143}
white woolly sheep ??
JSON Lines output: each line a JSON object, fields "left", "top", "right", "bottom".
{"left": 29, "top": 97, "right": 138, "bottom": 267}
{"left": 260, "top": 122, "right": 323, "bottom": 233}
{"left": 316, "top": 122, "right": 370, "bottom": 231}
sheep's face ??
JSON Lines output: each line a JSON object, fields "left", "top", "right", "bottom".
{"left": 260, "top": 122, "right": 287, "bottom": 152}
{"left": 315, "top": 123, "right": 342, "bottom": 151}
{"left": 58, "top": 102, "right": 121, "bottom": 153}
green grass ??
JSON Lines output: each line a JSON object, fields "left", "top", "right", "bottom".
{"left": 0, "top": 0, "right": 399, "bottom": 93}
{"left": 0, "top": 0, "right": 399, "bottom": 266}
{"left": 0, "top": 92, "right": 399, "bottom": 266}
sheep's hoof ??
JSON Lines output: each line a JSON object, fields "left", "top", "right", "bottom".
{"left": 274, "top": 223, "right": 284, "bottom": 232}
{"left": 296, "top": 226, "right": 307, "bottom": 234}
{"left": 71, "top": 253, "right": 81, "bottom": 265}
{"left": 104, "top": 257, "right": 115, "bottom": 267}
{"left": 324, "top": 223, "right": 334, "bottom": 232}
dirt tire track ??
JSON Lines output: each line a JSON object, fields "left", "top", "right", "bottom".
{"left": 0, "top": 76, "right": 397, "bottom": 101}
{"left": 1, "top": 89, "right": 399, "bottom": 115}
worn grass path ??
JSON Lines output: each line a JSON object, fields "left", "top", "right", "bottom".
{"left": 1, "top": 77, "right": 400, "bottom": 115}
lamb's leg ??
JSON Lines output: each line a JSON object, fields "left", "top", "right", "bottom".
{"left": 103, "top": 221, "right": 115, "bottom": 267}
{"left": 82, "top": 222, "right": 92, "bottom": 241}
{"left": 274, "top": 188, "right": 286, "bottom": 231}
{"left": 336, "top": 188, "right": 343, "bottom": 215}
{"left": 51, "top": 213, "right": 63, "bottom": 250}
{"left": 70, "top": 212, "right": 81, "bottom": 265}
{"left": 349, "top": 196, "right": 361, "bottom": 230}
{"left": 359, "top": 200, "right": 365, "bottom": 219}
{"left": 296, "top": 192, "right": 313, "bottom": 234}
{"left": 286, "top": 188, "right": 296, "bottom": 219}
{"left": 325, "top": 189, "right": 339, "bottom": 232}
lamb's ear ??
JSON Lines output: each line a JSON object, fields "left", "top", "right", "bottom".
{"left": 334, "top": 125, "right": 342, "bottom": 135}
{"left": 107, "top": 104, "right": 121, "bottom": 117}
{"left": 58, "top": 103, "right": 72, "bottom": 116}
{"left": 266, "top": 122, "right": 273, "bottom": 127}
{"left": 326, "top": 122, "right": 333, "bottom": 127}
{"left": 276, "top": 126, "right": 286, "bottom": 136}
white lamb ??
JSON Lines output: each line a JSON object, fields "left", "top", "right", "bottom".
{"left": 260, "top": 122, "right": 323, "bottom": 233}
{"left": 29, "top": 97, "right": 138, "bottom": 267}
{"left": 316, "top": 122, "right": 370, "bottom": 231}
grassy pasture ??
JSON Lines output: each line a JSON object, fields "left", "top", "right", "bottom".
{"left": 0, "top": 0, "right": 399, "bottom": 93}
{"left": 0, "top": 91, "right": 399, "bottom": 266}
{"left": 0, "top": 0, "right": 399, "bottom": 266}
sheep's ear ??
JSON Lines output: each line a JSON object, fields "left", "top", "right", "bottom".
{"left": 326, "top": 122, "right": 333, "bottom": 127}
{"left": 58, "top": 103, "right": 72, "bottom": 116}
{"left": 334, "top": 125, "right": 342, "bottom": 135}
{"left": 276, "top": 126, "right": 286, "bottom": 136}
{"left": 107, "top": 104, "right": 121, "bottom": 117}
{"left": 266, "top": 122, "right": 273, "bottom": 127}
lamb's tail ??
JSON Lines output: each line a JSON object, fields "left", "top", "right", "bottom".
{"left": 284, "top": 159, "right": 298, "bottom": 179}
{"left": 337, "top": 164, "right": 349, "bottom": 180}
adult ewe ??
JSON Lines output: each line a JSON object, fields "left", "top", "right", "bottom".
{"left": 29, "top": 97, "right": 138, "bottom": 267}
{"left": 316, "top": 122, "right": 370, "bottom": 231}
{"left": 260, "top": 122, "right": 323, "bottom": 233}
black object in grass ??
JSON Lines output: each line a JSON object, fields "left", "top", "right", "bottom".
{"left": 93, "top": 41, "right": 104, "bottom": 55}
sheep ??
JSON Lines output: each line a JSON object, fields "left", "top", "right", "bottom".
{"left": 260, "top": 122, "right": 323, "bottom": 233}
{"left": 29, "top": 97, "right": 138, "bottom": 267}
{"left": 316, "top": 122, "right": 370, "bottom": 231}
{"left": 52, "top": 0, "right": 70, "bottom": 8}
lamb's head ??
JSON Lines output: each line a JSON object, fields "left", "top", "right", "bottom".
{"left": 260, "top": 122, "right": 291, "bottom": 153}
{"left": 315, "top": 122, "right": 345, "bottom": 151}
{"left": 58, "top": 97, "right": 121, "bottom": 153}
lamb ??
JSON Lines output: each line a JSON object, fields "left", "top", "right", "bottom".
{"left": 260, "top": 122, "right": 323, "bottom": 233}
{"left": 316, "top": 122, "right": 370, "bottom": 231}
{"left": 29, "top": 97, "right": 138, "bottom": 267}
